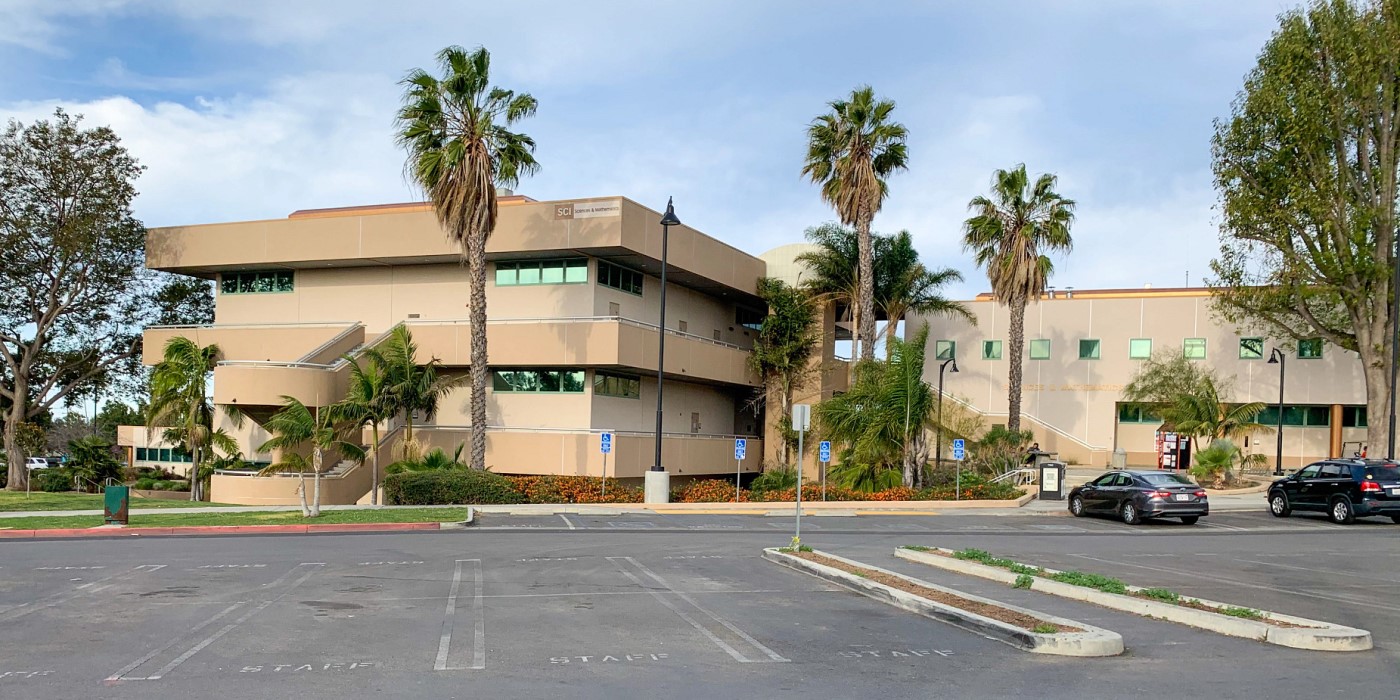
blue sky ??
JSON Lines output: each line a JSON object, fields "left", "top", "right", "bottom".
{"left": 0, "top": 0, "right": 1294, "bottom": 299}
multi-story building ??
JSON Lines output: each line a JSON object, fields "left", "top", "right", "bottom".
{"left": 911, "top": 286, "right": 1371, "bottom": 469}
{"left": 136, "top": 195, "right": 781, "bottom": 505}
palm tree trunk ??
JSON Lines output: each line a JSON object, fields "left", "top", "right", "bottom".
{"left": 371, "top": 423, "right": 380, "bottom": 506}
{"left": 310, "top": 447, "right": 322, "bottom": 517}
{"left": 856, "top": 214, "right": 876, "bottom": 363}
{"left": 190, "top": 444, "right": 201, "bottom": 502}
{"left": 467, "top": 226, "right": 489, "bottom": 471}
{"left": 297, "top": 470, "right": 310, "bottom": 517}
{"left": 1007, "top": 295, "right": 1028, "bottom": 434}
{"left": 781, "top": 381, "right": 793, "bottom": 465}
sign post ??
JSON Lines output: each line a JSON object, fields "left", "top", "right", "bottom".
{"left": 734, "top": 438, "right": 747, "bottom": 501}
{"left": 791, "top": 404, "right": 811, "bottom": 544}
{"left": 952, "top": 438, "right": 965, "bottom": 500}
{"left": 600, "top": 432, "right": 613, "bottom": 499}
{"left": 818, "top": 441, "right": 831, "bottom": 501}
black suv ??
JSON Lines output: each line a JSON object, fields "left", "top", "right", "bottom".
{"left": 1267, "top": 459, "right": 1400, "bottom": 524}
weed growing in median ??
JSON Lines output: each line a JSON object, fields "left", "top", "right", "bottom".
{"left": 778, "top": 544, "right": 814, "bottom": 553}
{"left": 951, "top": 548, "right": 1043, "bottom": 577}
{"left": 1013, "top": 574, "right": 1034, "bottom": 589}
{"left": 1218, "top": 606, "right": 1264, "bottom": 620}
{"left": 1031, "top": 623, "right": 1059, "bottom": 634}
{"left": 903, "top": 545, "right": 930, "bottom": 552}
{"left": 1046, "top": 571, "right": 1128, "bottom": 595}
{"left": 1138, "top": 588, "right": 1181, "bottom": 603}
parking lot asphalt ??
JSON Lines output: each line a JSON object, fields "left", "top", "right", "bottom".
{"left": 2, "top": 510, "right": 1397, "bottom": 699}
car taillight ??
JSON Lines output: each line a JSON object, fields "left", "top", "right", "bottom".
{"left": 1194, "top": 490, "right": 1207, "bottom": 498}
{"left": 1147, "top": 491, "right": 1169, "bottom": 499}
{"left": 1361, "top": 481, "right": 1383, "bottom": 493}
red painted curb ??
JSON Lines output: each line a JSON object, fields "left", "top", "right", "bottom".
{"left": 0, "top": 521, "right": 453, "bottom": 539}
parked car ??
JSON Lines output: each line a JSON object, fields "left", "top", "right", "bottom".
{"left": 25, "top": 457, "right": 48, "bottom": 471}
{"left": 1068, "top": 470, "right": 1209, "bottom": 525}
{"left": 1267, "top": 459, "right": 1400, "bottom": 524}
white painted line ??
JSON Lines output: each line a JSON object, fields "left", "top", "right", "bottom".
{"left": 141, "top": 564, "right": 322, "bottom": 681}
{"left": 559, "top": 514, "right": 577, "bottom": 530}
{"left": 106, "top": 602, "right": 246, "bottom": 682}
{"left": 609, "top": 556, "right": 788, "bottom": 663}
{"left": 0, "top": 565, "right": 165, "bottom": 622}
{"left": 1235, "top": 558, "right": 1400, "bottom": 584}
{"left": 435, "top": 559, "right": 485, "bottom": 671}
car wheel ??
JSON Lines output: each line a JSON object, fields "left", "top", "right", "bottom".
{"left": 1121, "top": 502, "right": 1141, "bottom": 525}
{"left": 1329, "top": 498, "right": 1355, "bottom": 525}
{"left": 1268, "top": 492, "right": 1291, "bottom": 518}
{"left": 1069, "top": 496, "right": 1086, "bottom": 517}
{"left": 1180, "top": 516, "right": 1199, "bottom": 525}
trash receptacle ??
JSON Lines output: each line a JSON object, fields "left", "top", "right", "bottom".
{"left": 1112, "top": 448, "right": 1127, "bottom": 470}
{"left": 104, "top": 485, "right": 129, "bottom": 525}
{"left": 1038, "top": 461, "right": 1066, "bottom": 500}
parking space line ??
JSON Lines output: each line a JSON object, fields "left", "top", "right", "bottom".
{"left": 1234, "top": 558, "right": 1400, "bottom": 584}
{"left": 113, "top": 563, "right": 323, "bottom": 681}
{"left": 0, "top": 564, "right": 165, "bottom": 622}
{"left": 608, "top": 556, "right": 788, "bottom": 663}
{"left": 434, "top": 559, "right": 485, "bottom": 671}
{"left": 105, "top": 602, "right": 246, "bottom": 683}
{"left": 559, "top": 514, "right": 577, "bottom": 530}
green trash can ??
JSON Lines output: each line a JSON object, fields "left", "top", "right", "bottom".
{"left": 104, "top": 485, "right": 130, "bottom": 525}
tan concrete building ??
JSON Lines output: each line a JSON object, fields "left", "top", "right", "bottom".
{"left": 911, "top": 287, "right": 1370, "bottom": 470}
{"left": 136, "top": 195, "right": 776, "bottom": 505}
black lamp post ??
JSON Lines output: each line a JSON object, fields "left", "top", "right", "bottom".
{"left": 1267, "top": 348, "right": 1286, "bottom": 475}
{"left": 934, "top": 356, "right": 959, "bottom": 467}
{"left": 653, "top": 197, "right": 681, "bottom": 472}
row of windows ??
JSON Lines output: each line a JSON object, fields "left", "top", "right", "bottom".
{"left": 492, "top": 369, "right": 587, "bottom": 393}
{"left": 941, "top": 337, "right": 1329, "bottom": 361}
{"left": 134, "top": 447, "right": 193, "bottom": 463}
{"left": 597, "top": 260, "right": 644, "bottom": 295}
{"left": 594, "top": 371, "right": 641, "bottom": 399}
{"left": 220, "top": 270, "right": 294, "bottom": 295}
{"left": 495, "top": 258, "right": 588, "bottom": 286}
{"left": 1117, "top": 403, "right": 1367, "bottom": 428}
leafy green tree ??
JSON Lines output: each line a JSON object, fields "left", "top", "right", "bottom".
{"left": 361, "top": 326, "right": 464, "bottom": 460}
{"left": 1, "top": 110, "right": 152, "bottom": 491}
{"left": 146, "top": 337, "right": 235, "bottom": 501}
{"left": 876, "top": 230, "right": 971, "bottom": 357}
{"left": 330, "top": 353, "right": 393, "bottom": 505}
{"left": 65, "top": 435, "right": 121, "bottom": 490}
{"left": 396, "top": 46, "right": 539, "bottom": 471}
{"left": 258, "top": 396, "right": 365, "bottom": 517}
{"left": 749, "top": 277, "right": 820, "bottom": 465}
{"left": 962, "top": 164, "right": 1076, "bottom": 433}
{"left": 1209, "top": 0, "right": 1400, "bottom": 451}
{"left": 1191, "top": 438, "right": 1241, "bottom": 488}
{"left": 815, "top": 325, "right": 934, "bottom": 488}
{"left": 1122, "top": 348, "right": 1267, "bottom": 445}
{"left": 153, "top": 276, "right": 215, "bottom": 326}
{"left": 95, "top": 401, "right": 143, "bottom": 444}
{"left": 802, "top": 86, "right": 909, "bottom": 362}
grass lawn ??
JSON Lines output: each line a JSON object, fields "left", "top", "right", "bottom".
{"left": 0, "top": 490, "right": 235, "bottom": 512}
{"left": 0, "top": 507, "right": 471, "bottom": 530}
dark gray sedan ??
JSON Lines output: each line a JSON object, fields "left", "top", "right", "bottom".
{"left": 1068, "top": 470, "right": 1208, "bottom": 525}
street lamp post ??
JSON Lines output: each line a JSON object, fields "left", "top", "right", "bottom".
{"left": 1268, "top": 348, "right": 1286, "bottom": 475}
{"left": 651, "top": 198, "right": 681, "bottom": 482}
{"left": 934, "top": 356, "right": 959, "bottom": 468}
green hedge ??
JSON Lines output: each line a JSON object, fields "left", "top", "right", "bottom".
{"left": 384, "top": 469, "right": 525, "bottom": 505}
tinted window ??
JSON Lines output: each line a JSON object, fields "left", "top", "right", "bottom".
{"left": 1320, "top": 464, "right": 1349, "bottom": 478}
{"left": 1296, "top": 464, "right": 1322, "bottom": 479}
{"left": 1111, "top": 474, "right": 1133, "bottom": 487}
{"left": 1092, "top": 474, "right": 1117, "bottom": 486}
{"left": 1357, "top": 466, "right": 1400, "bottom": 482}
{"left": 1140, "top": 472, "right": 1194, "bottom": 486}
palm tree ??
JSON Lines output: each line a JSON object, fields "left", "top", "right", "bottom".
{"left": 962, "top": 164, "right": 1076, "bottom": 433}
{"left": 258, "top": 396, "right": 365, "bottom": 517}
{"left": 876, "top": 230, "right": 971, "bottom": 358}
{"left": 749, "top": 277, "right": 821, "bottom": 465}
{"left": 1160, "top": 377, "right": 1268, "bottom": 445}
{"left": 796, "top": 223, "right": 860, "bottom": 355}
{"left": 396, "top": 45, "right": 539, "bottom": 472}
{"left": 147, "top": 337, "right": 235, "bottom": 501}
{"left": 331, "top": 353, "right": 393, "bottom": 505}
{"left": 361, "top": 325, "right": 465, "bottom": 460}
{"left": 802, "top": 86, "right": 908, "bottom": 362}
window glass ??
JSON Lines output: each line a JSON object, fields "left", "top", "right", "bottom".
{"left": 1343, "top": 406, "right": 1368, "bottom": 428}
{"left": 495, "top": 264, "right": 517, "bottom": 286}
{"left": 159, "top": 448, "right": 172, "bottom": 462}
{"left": 1141, "top": 472, "right": 1194, "bottom": 485}
{"left": 540, "top": 260, "right": 565, "bottom": 284}
{"left": 982, "top": 340, "right": 1002, "bottom": 360}
{"left": 1092, "top": 474, "right": 1117, "bottom": 486}
{"left": 517, "top": 264, "right": 541, "bottom": 285}
{"left": 1129, "top": 338, "right": 1151, "bottom": 359}
{"left": 1117, "top": 404, "right": 1160, "bottom": 424}
{"left": 935, "top": 340, "right": 955, "bottom": 360}
{"left": 1298, "top": 338, "right": 1323, "bottom": 359}
{"left": 492, "top": 369, "right": 586, "bottom": 393}
{"left": 736, "top": 307, "right": 765, "bottom": 331}
{"left": 594, "top": 371, "right": 640, "bottom": 398}
{"left": 1183, "top": 338, "right": 1206, "bottom": 359}
{"left": 1029, "top": 339, "right": 1051, "bottom": 360}
{"left": 1111, "top": 474, "right": 1132, "bottom": 487}
{"left": 1239, "top": 337, "right": 1264, "bottom": 359}
{"left": 221, "top": 270, "right": 295, "bottom": 295}
{"left": 565, "top": 259, "right": 588, "bottom": 283}
{"left": 598, "top": 261, "right": 644, "bottom": 295}
{"left": 136, "top": 448, "right": 147, "bottom": 461}
{"left": 1297, "top": 464, "right": 1322, "bottom": 479}
{"left": 1360, "top": 466, "right": 1400, "bottom": 481}
{"left": 1320, "top": 464, "right": 1349, "bottom": 478}
{"left": 1079, "top": 339, "right": 1101, "bottom": 360}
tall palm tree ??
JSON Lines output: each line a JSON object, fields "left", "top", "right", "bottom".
{"left": 396, "top": 45, "right": 540, "bottom": 471}
{"left": 147, "top": 337, "right": 235, "bottom": 501}
{"left": 802, "top": 86, "right": 908, "bottom": 362}
{"left": 258, "top": 396, "right": 365, "bottom": 517}
{"left": 361, "top": 325, "right": 465, "bottom": 459}
{"left": 796, "top": 223, "right": 861, "bottom": 355}
{"left": 1160, "top": 377, "right": 1268, "bottom": 446}
{"left": 877, "top": 230, "right": 971, "bottom": 358}
{"left": 330, "top": 353, "right": 392, "bottom": 505}
{"left": 962, "top": 165, "right": 1076, "bottom": 433}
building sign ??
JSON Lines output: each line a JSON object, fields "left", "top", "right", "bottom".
{"left": 553, "top": 200, "right": 622, "bottom": 220}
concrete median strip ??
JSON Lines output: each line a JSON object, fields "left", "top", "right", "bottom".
{"left": 894, "top": 547, "right": 1372, "bottom": 652}
{"left": 0, "top": 507, "right": 474, "bottom": 539}
{"left": 763, "top": 547, "right": 1122, "bottom": 657}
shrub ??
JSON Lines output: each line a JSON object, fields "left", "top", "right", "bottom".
{"left": 35, "top": 469, "right": 71, "bottom": 492}
{"left": 385, "top": 469, "right": 525, "bottom": 505}
{"left": 1139, "top": 587, "right": 1180, "bottom": 603}
{"left": 1047, "top": 570, "right": 1128, "bottom": 595}
{"left": 1218, "top": 606, "right": 1263, "bottom": 620}
{"left": 506, "top": 475, "right": 643, "bottom": 504}
{"left": 749, "top": 466, "right": 797, "bottom": 493}
{"left": 134, "top": 478, "right": 157, "bottom": 491}
{"left": 676, "top": 479, "right": 747, "bottom": 503}
{"left": 1013, "top": 574, "right": 1034, "bottom": 589}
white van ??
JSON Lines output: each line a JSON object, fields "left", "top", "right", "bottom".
{"left": 25, "top": 457, "right": 48, "bottom": 471}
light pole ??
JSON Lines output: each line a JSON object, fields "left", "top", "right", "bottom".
{"left": 652, "top": 197, "right": 680, "bottom": 473}
{"left": 934, "top": 356, "right": 959, "bottom": 468}
{"left": 1391, "top": 236, "right": 1400, "bottom": 457}
{"left": 1267, "top": 348, "right": 1285, "bottom": 475}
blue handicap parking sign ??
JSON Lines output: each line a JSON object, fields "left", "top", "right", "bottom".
{"left": 951, "top": 438, "right": 965, "bottom": 461}
{"left": 735, "top": 438, "right": 747, "bottom": 460}
{"left": 819, "top": 441, "right": 831, "bottom": 462}
{"left": 600, "top": 433, "right": 613, "bottom": 454}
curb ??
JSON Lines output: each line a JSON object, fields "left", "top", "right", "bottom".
{"left": 0, "top": 507, "right": 475, "bottom": 540}
{"left": 895, "top": 547, "right": 1371, "bottom": 652}
{"left": 764, "top": 548, "right": 1122, "bottom": 657}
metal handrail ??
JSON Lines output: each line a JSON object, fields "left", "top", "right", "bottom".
{"left": 214, "top": 460, "right": 361, "bottom": 479}
{"left": 407, "top": 316, "right": 749, "bottom": 351}
{"left": 939, "top": 393, "right": 1110, "bottom": 451}
{"left": 297, "top": 323, "right": 365, "bottom": 363}
{"left": 407, "top": 424, "right": 762, "bottom": 440}
{"left": 148, "top": 321, "right": 362, "bottom": 330}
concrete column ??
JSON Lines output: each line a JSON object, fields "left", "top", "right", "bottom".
{"left": 644, "top": 470, "right": 670, "bottom": 504}
{"left": 1329, "top": 404, "right": 1343, "bottom": 458}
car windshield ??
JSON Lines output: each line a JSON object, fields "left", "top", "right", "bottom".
{"left": 1139, "top": 472, "right": 1194, "bottom": 486}
{"left": 1360, "top": 466, "right": 1400, "bottom": 482}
